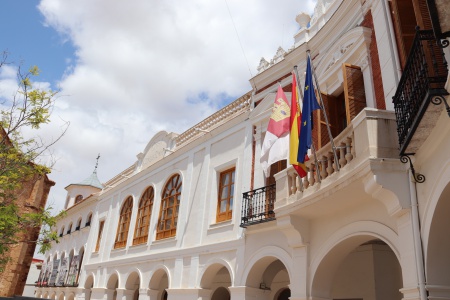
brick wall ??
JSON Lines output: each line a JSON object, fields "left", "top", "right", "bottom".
{"left": 0, "top": 175, "right": 54, "bottom": 297}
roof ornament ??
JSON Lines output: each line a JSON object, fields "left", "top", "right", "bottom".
{"left": 94, "top": 153, "right": 100, "bottom": 174}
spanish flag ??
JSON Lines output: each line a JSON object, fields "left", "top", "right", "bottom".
{"left": 290, "top": 72, "right": 308, "bottom": 178}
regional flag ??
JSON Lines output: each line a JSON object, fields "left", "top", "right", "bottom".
{"left": 297, "top": 56, "right": 321, "bottom": 164}
{"left": 290, "top": 72, "right": 307, "bottom": 178}
{"left": 260, "top": 85, "right": 291, "bottom": 177}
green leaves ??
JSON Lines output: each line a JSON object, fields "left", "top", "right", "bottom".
{"left": 0, "top": 53, "right": 67, "bottom": 272}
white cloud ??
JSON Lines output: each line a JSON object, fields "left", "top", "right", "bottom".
{"left": 35, "top": 0, "right": 317, "bottom": 213}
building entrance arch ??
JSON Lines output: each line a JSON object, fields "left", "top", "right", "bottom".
{"left": 149, "top": 268, "right": 169, "bottom": 300}
{"left": 426, "top": 182, "right": 450, "bottom": 299}
{"left": 245, "top": 256, "right": 290, "bottom": 300}
{"left": 311, "top": 236, "right": 402, "bottom": 300}
{"left": 125, "top": 271, "right": 140, "bottom": 300}
{"left": 200, "top": 262, "right": 232, "bottom": 300}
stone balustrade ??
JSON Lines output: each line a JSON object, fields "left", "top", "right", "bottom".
{"left": 275, "top": 108, "right": 399, "bottom": 208}
{"left": 287, "top": 124, "right": 355, "bottom": 195}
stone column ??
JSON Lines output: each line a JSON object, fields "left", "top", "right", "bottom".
{"left": 89, "top": 288, "right": 110, "bottom": 300}
{"left": 166, "top": 288, "right": 210, "bottom": 300}
{"left": 229, "top": 286, "right": 269, "bottom": 300}
{"left": 397, "top": 212, "right": 421, "bottom": 300}
{"left": 137, "top": 288, "right": 149, "bottom": 300}
{"left": 289, "top": 246, "right": 308, "bottom": 300}
{"left": 115, "top": 289, "right": 134, "bottom": 300}
{"left": 77, "top": 288, "right": 91, "bottom": 300}
{"left": 146, "top": 289, "right": 160, "bottom": 300}
{"left": 197, "top": 288, "right": 211, "bottom": 300}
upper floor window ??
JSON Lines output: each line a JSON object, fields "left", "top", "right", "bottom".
{"left": 314, "top": 64, "right": 367, "bottom": 150}
{"left": 133, "top": 186, "right": 154, "bottom": 245}
{"left": 95, "top": 220, "right": 105, "bottom": 252}
{"left": 67, "top": 223, "right": 73, "bottom": 234}
{"left": 114, "top": 196, "right": 133, "bottom": 248}
{"left": 75, "top": 218, "right": 82, "bottom": 231}
{"left": 216, "top": 168, "right": 235, "bottom": 222}
{"left": 59, "top": 227, "right": 65, "bottom": 237}
{"left": 156, "top": 174, "right": 182, "bottom": 240}
{"left": 85, "top": 213, "right": 92, "bottom": 227}
{"left": 75, "top": 195, "right": 83, "bottom": 204}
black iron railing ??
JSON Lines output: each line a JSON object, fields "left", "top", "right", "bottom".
{"left": 393, "top": 29, "right": 449, "bottom": 155}
{"left": 240, "top": 184, "right": 276, "bottom": 228}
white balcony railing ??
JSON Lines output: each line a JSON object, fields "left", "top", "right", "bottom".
{"left": 275, "top": 109, "right": 399, "bottom": 208}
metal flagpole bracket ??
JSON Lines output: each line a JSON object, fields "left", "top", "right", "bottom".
{"left": 400, "top": 154, "right": 425, "bottom": 183}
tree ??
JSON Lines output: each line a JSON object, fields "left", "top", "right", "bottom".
{"left": 0, "top": 52, "right": 68, "bottom": 273}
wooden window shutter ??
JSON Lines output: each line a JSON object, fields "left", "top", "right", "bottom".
{"left": 266, "top": 160, "right": 287, "bottom": 186}
{"left": 318, "top": 93, "right": 329, "bottom": 149}
{"left": 343, "top": 64, "right": 367, "bottom": 124}
{"left": 390, "top": 0, "right": 417, "bottom": 69}
{"left": 317, "top": 93, "right": 342, "bottom": 149}
{"left": 412, "top": 0, "right": 432, "bottom": 30}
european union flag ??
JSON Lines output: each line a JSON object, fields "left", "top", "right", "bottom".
{"left": 297, "top": 56, "right": 321, "bottom": 163}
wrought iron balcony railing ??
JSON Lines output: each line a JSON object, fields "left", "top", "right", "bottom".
{"left": 393, "top": 29, "right": 449, "bottom": 155}
{"left": 240, "top": 184, "right": 276, "bottom": 228}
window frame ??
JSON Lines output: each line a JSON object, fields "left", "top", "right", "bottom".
{"left": 156, "top": 174, "right": 182, "bottom": 240}
{"left": 114, "top": 196, "right": 133, "bottom": 249}
{"left": 216, "top": 167, "right": 236, "bottom": 223}
{"left": 75, "top": 195, "right": 83, "bottom": 204}
{"left": 95, "top": 220, "right": 105, "bottom": 252}
{"left": 133, "top": 186, "right": 154, "bottom": 245}
{"left": 85, "top": 213, "right": 92, "bottom": 227}
{"left": 75, "top": 218, "right": 82, "bottom": 231}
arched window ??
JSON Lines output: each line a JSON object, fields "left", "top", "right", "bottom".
{"left": 75, "top": 195, "right": 83, "bottom": 204}
{"left": 75, "top": 218, "right": 82, "bottom": 231}
{"left": 114, "top": 196, "right": 133, "bottom": 248}
{"left": 67, "top": 223, "right": 73, "bottom": 234}
{"left": 85, "top": 213, "right": 92, "bottom": 227}
{"left": 59, "top": 227, "right": 65, "bottom": 237}
{"left": 156, "top": 174, "right": 182, "bottom": 240}
{"left": 133, "top": 187, "right": 154, "bottom": 245}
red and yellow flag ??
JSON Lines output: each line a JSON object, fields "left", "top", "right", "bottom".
{"left": 290, "top": 72, "right": 308, "bottom": 178}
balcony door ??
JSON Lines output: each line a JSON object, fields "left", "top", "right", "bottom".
{"left": 389, "top": 0, "right": 432, "bottom": 69}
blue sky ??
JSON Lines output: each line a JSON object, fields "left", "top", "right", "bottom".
{"left": 0, "top": 0, "right": 74, "bottom": 88}
{"left": 1, "top": 0, "right": 316, "bottom": 239}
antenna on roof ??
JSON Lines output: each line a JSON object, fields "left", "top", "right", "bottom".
{"left": 94, "top": 153, "right": 100, "bottom": 174}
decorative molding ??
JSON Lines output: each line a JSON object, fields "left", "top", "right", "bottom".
{"left": 175, "top": 92, "right": 251, "bottom": 147}
{"left": 324, "top": 42, "right": 355, "bottom": 72}
{"left": 257, "top": 57, "right": 269, "bottom": 73}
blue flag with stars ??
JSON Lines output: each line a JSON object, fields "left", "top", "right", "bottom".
{"left": 297, "top": 56, "right": 321, "bottom": 163}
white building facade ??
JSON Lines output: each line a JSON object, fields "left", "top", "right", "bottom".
{"left": 35, "top": 0, "right": 450, "bottom": 300}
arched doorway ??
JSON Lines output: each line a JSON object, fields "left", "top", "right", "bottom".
{"left": 84, "top": 274, "right": 94, "bottom": 300}
{"left": 125, "top": 272, "right": 140, "bottom": 300}
{"left": 245, "top": 256, "right": 290, "bottom": 300}
{"left": 311, "top": 236, "right": 402, "bottom": 300}
{"left": 426, "top": 182, "right": 450, "bottom": 299}
{"left": 211, "top": 287, "right": 230, "bottom": 300}
{"left": 149, "top": 269, "right": 169, "bottom": 300}
{"left": 107, "top": 273, "right": 119, "bottom": 300}
{"left": 200, "top": 263, "right": 232, "bottom": 300}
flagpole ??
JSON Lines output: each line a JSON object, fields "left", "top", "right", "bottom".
{"left": 294, "top": 66, "right": 322, "bottom": 183}
{"left": 307, "top": 51, "right": 340, "bottom": 172}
